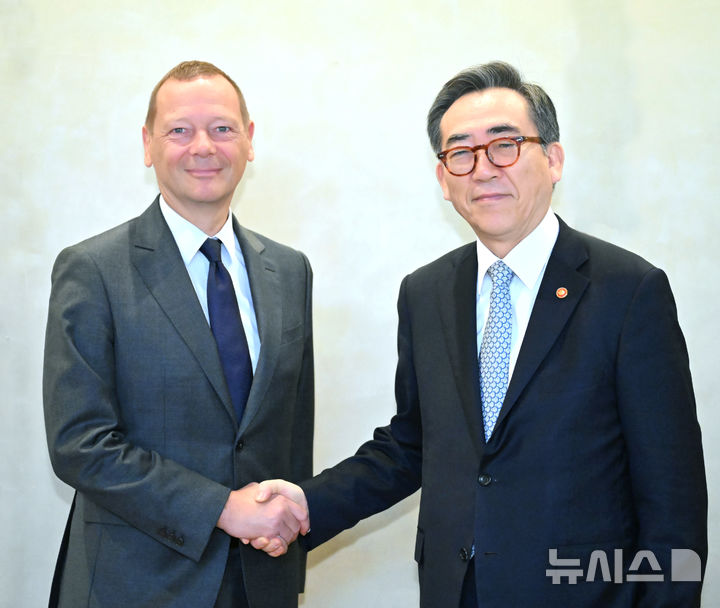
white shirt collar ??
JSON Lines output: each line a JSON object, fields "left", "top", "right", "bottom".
{"left": 158, "top": 196, "right": 242, "bottom": 265}
{"left": 476, "top": 207, "right": 559, "bottom": 291}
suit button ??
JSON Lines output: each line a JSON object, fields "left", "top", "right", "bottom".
{"left": 176, "top": 535, "right": 185, "bottom": 546}
{"left": 235, "top": 440, "right": 244, "bottom": 451}
{"left": 478, "top": 474, "right": 492, "bottom": 486}
{"left": 459, "top": 547, "right": 471, "bottom": 561}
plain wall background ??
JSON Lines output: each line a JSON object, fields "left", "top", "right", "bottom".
{"left": 1, "top": 1, "right": 717, "bottom": 605}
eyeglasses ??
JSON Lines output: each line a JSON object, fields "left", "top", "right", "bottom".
{"left": 437, "top": 136, "right": 544, "bottom": 176}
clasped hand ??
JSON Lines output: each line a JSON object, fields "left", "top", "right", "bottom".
{"left": 216, "top": 480, "right": 309, "bottom": 557}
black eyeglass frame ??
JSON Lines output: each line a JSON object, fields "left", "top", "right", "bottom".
{"left": 437, "top": 136, "right": 544, "bottom": 176}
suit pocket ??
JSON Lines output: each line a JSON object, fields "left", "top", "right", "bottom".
{"left": 280, "top": 322, "right": 304, "bottom": 345}
{"left": 555, "top": 536, "right": 635, "bottom": 555}
{"left": 81, "top": 496, "right": 128, "bottom": 527}
{"left": 414, "top": 528, "right": 425, "bottom": 565}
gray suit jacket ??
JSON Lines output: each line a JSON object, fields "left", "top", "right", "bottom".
{"left": 44, "top": 198, "right": 314, "bottom": 607}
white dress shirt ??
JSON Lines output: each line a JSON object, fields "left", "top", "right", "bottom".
{"left": 159, "top": 197, "right": 261, "bottom": 372}
{"left": 476, "top": 208, "right": 559, "bottom": 381}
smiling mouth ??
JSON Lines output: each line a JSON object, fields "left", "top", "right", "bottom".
{"left": 472, "top": 193, "right": 509, "bottom": 202}
{"left": 186, "top": 168, "right": 222, "bottom": 178}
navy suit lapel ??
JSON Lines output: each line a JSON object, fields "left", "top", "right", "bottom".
{"left": 234, "top": 220, "right": 282, "bottom": 435}
{"left": 437, "top": 244, "right": 485, "bottom": 460}
{"left": 129, "top": 199, "right": 237, "bottom": 423}
{"left": 495, "top": 218, "right": 590, "bottom": 432}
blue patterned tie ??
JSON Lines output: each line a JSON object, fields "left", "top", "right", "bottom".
{"left": 200, "top": 238, "right": 252, "bottom": 423}
{"left": 479, "top": 260, "right": 514, "bottom": 442}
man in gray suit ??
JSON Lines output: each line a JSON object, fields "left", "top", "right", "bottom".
{"left": 43, "top": 60, "right": 313, "bottom": 608}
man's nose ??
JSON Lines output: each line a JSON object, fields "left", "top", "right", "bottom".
{"left": 190, "top": 130, "right": 215, "bottom": 156}
{"left": 471, "top": 150, "right": 501, "bottom": 180}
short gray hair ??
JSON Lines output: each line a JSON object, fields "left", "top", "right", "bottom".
{"left": 427, "top": 61, "right": 559, "bottom": 153}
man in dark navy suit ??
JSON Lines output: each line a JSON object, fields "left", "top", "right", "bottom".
{"left": 258, "top": 61, "right": 707, "bottom": 607}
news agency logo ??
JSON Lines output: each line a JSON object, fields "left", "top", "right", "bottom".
{"left": 546, "top": 548, "right": 702, "bottom": 584}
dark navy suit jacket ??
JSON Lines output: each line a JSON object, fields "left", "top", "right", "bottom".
{"left": 302, "top": 217, "right": 707, "bottom": 607}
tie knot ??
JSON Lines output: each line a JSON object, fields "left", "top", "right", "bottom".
{"left": 200, "top": 238, "right": 223, "bottom": 263}
{"left": 487, "top": 260, "right": 513, "bottom": 287}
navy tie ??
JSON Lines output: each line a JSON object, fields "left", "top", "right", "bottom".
{"left": 200, "top": 238, "right": 252, "bottom": 423}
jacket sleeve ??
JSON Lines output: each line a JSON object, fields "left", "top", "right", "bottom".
{"left": 615, "top": 267, "right": 707, "bottom": 606}
{"left": 290, "top": 252, "right": 315, "bottom": 486}
{"left": 288, "top": 251, "right": 315, "bottom": 590}
{"left": 43, "top": 244, "right": 231, "bottom": 563}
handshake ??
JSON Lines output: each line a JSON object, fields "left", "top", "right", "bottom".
{"left": 216, "top": 479, "right": 308, "bottom": 557}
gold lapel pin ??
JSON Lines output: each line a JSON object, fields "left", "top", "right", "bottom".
{"left": 556, "top": 287, "right": 568, "bottom": 299}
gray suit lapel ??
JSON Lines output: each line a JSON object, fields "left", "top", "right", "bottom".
{"left": 129, "top": 200, "right": 236, "bottom": 423}
{"left": 437, "top": 245, "right": 485, "bottom": 460}
{"left": 495, "top": 218, "right": 590, "bottom": 431}
{"left": 234, "top": 220, "right": 283, "bottom": 435}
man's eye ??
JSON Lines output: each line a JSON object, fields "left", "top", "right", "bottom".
{"left": 216, "top": 126, "right": 231, "bottom": 133}
{"left": 170, "top": 128, "right": 187, "bottom": 134}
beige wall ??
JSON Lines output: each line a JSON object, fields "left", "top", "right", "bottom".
{"left": 1, "top": 0, "right": 717, "bottom": 605}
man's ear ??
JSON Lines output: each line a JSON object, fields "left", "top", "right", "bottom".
{"left": 436, "top": 161, "right": 452, "bottom": 201}
{"left": 245, "top": 121, "right": 255, "bottom": 162}
{"left": 142, "top": 125, "right": 153, "bottom": 168}
{"left": 546, "top": 141, "right": 564, "bottom": 185}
